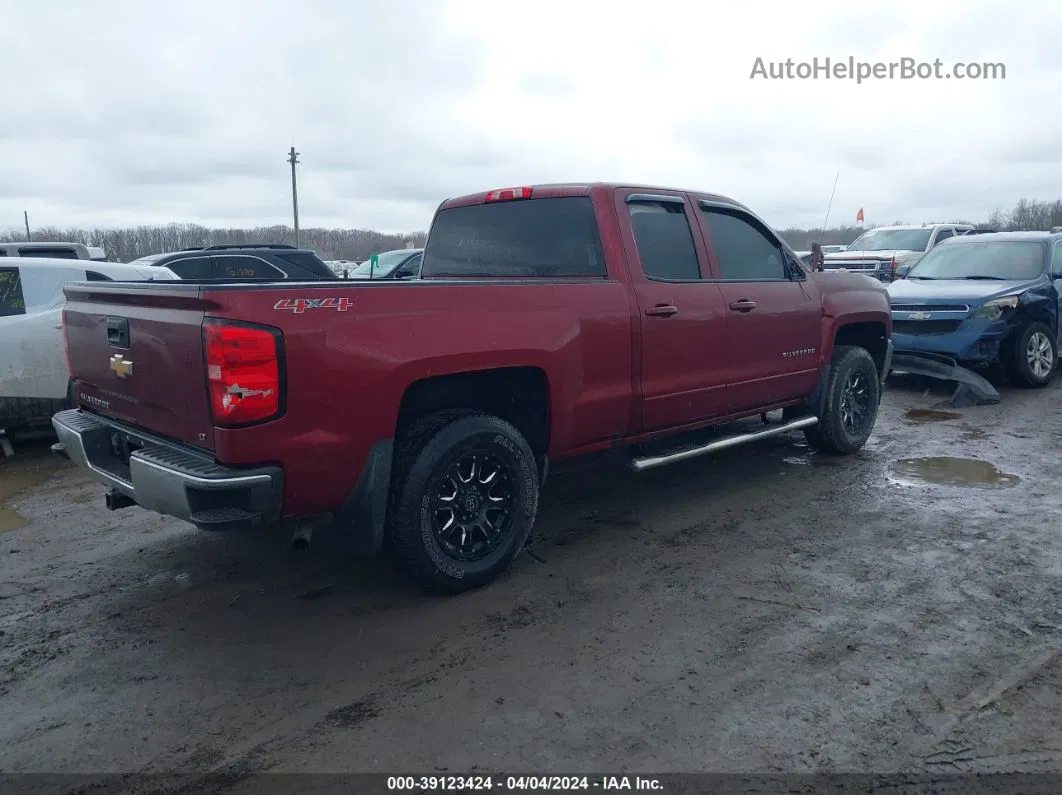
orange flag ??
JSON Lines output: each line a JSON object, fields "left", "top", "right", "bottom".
{"left": 856, "top": 208, "right": 865, "bottom": 223}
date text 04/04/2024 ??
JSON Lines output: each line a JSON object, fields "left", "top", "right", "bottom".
{"left": 386, "top": 776, "right": 664, "bottom": 791}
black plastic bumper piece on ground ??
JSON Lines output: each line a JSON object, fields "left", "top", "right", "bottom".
{"left": 889, "top": 351, "right": 1001, "bottom": 406}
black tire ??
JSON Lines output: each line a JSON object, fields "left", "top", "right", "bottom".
{"left": 388, "top": 412, "right": 539, "bottom": 593}
{"left": 1008, "top": 321, "right": 1056, "bottom": 388}
{"left": 804, "top": 345, "right": 881, "bottom": 455}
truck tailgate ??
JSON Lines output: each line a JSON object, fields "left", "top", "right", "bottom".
{"left": 63, "top": 282, "right": 216, "bottom": 451}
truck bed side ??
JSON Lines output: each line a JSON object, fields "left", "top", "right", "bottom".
{"left": 64, "top": 279, "right": 634, "bottom": 517}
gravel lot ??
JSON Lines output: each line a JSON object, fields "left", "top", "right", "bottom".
{"left": 2, "top": 377, "right": 1062, "bottom": 790}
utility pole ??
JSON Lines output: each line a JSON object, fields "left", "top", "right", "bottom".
{"left": 287, "top": 146, "right": 300, "bottom": 248}
{"left": 24, "top": 210, "right": 30, "bottom": 242}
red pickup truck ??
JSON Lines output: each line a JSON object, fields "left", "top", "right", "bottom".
{"left": 53, "top": 184, "right": 892, "bottom": 592}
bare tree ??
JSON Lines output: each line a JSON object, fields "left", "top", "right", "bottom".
{"left": 0, "top": 224, "right": 427, "bottom": 262}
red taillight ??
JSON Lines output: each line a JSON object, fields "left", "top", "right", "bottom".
{"left": 203, "top": 320, "right": 283, "bottom": 426}
{"left": 485, "top": 186, "right": 532, "bottom": 202}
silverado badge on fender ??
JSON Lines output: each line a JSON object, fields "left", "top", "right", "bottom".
{"left": 109, "top": 354, "right": 133, "bottom": 378}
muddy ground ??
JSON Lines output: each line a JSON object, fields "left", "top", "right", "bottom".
{"left": 2, "top": 377, "right": 1062, "bottom": 790}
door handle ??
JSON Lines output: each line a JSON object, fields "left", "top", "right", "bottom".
{"left": 645, "top": 304, "right": 679, "bottom": 317}
{"left": 729, "top": 300, "right": 757, "bottom": 312}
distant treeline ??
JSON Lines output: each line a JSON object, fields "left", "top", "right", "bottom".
{"left": 5, "top": 198, "right": 1062, "bottom": 262}
{"left": 0, "top": 223, "right": 428, "bottom": 263}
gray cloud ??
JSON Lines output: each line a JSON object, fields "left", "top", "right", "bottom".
{"left": 2, "top": 0, "right": 1061, "bottom": 236}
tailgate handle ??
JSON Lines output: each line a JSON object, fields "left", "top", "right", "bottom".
{"left": 106, "top": 317, "right": 130, "bottom": 348}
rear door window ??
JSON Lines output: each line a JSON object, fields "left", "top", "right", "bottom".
{"left": 934, "top": 228, "right": 954, "bottom": 245}
{"left": 0, "top": 267, "right": 26, "bottom": 317}
{"left": 627, "top": 200, "right": 703, "bottom": 281}
{"left": 422, "top": 197, "right": 606, "bottom": 278}
{"left": 396, "top": 252, "right": 422, "bottom": 277}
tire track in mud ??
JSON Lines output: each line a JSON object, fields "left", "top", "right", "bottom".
{"left": 125, "top": 442, "right": 897, "bottom": 785}
{"left": 7, "top": 386, "right": 1062, "bottom": 778}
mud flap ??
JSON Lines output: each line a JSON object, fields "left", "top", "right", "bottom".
{"left": 333, "top": 439, "right": 394, "bottom": 556}
{"left": 889, "top": 352, "right": 1001, "bottom": 406}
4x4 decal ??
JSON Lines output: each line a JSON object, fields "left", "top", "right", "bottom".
{"left": 273, "top": 297, "right": 354, "bottom": 314}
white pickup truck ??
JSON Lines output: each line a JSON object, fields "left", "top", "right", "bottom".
{"left": 822, "top": 224, "right": 973, "bottom": 281}
{"left": 0, "top": 257, "right": 177, "bottom": 455}
{"left": 0, "top": 241, "right": 106, "bottom": 260}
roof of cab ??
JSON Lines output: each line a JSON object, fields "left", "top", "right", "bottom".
{"left": 0, "top": 257, "right": 176, "bottom": 279}
{"left": 437, "top": 183, "right": 750, "bottom": 213}
{"left": 940, "top": 230, "right": 1062, "bottom": 244}
{"left": 0, "top": 241, "right": 91, "bottom": 252}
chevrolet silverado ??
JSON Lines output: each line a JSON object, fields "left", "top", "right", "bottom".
{"left": 53, "top": 183, "right": 893, "bottom": 592}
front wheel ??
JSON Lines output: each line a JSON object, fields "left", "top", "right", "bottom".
{"left": 1009, "top": 322, "right": 1056, "bottom": 388}
{"left": 804, "top": 345, "right": 881, "bottom": 455}
{"left": 388, "top": 413, "right": 539, "bottom": 593}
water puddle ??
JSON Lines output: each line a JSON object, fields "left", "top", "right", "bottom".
{"left": 0, "top": 455, "right": 65, "bottom": 532}
{"left": 0, "top": 506, "right": 28, "bottom": 533}
{"left": 888, "top": 457, "right": 1020, "bottom": 489}
{"left": 904, "top": 408, "right": 962, "bottom": 423}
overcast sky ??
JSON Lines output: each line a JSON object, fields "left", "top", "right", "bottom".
{"left": 1, "top": 0, "right": 1058, "bottom": 233}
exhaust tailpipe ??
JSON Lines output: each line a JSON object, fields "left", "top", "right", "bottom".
{"left": 105, "top": 489, "right": 137, "bottom": 510}
{"left": 291, "top": 518, "right": 314, "bottom": 551}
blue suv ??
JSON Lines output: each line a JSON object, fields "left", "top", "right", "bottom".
{"left": 887, "top": 231, "right": 1062, "bottom": 387}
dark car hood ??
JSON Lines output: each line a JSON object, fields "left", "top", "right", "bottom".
{"left": 888, "top": 278, "right": 1036, "bottom": 304}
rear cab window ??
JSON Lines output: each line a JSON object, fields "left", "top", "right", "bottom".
{"left": 0, "top": 267, "right": 26, "bottom": 317}
{"left": 18, "top": 246, "right": 79, "bottom": 259}
{"left": 421, "top": 197, "right": 606, "bottom": 278}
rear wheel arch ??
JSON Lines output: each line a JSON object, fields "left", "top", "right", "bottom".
{"left": 394, "top": 366, "right": 552, "bottom": 459}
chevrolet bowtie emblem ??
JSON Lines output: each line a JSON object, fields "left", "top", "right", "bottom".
{"left": 907, "top": 311, "right": 932, "bottom": 320}
{"left": 109, "top": 354, "right": 134, "bottom": 378}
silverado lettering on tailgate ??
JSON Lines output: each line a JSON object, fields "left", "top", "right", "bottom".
{"left": 273, "top": 297, "right": 353, "bottom": 314}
